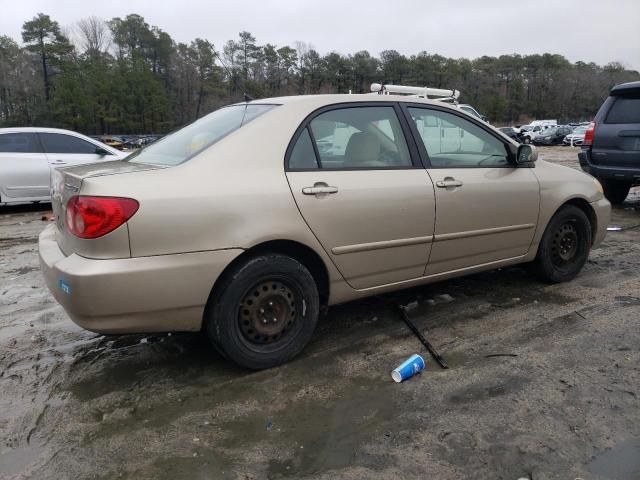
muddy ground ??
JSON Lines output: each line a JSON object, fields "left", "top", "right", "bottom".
{"left": 0, "top": 146, "right": 639, "bottom": 480}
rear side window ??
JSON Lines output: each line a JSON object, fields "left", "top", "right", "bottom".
{"left": 300, "top": 106, "right": 412, "bottom": 170}
{"left": 128, "top": 104, "right": 278, "bottom": 166}
{"left": 40, "top": 133, "right": 98, "bottom": 154}
{"left": 606, "top": 97, "right": 640, "bottom": 124}
{"left": 289, "top": 128, "right": 318, "bottom": 169}
{"left": 0, "top": 133, "right": 42, "bottom": 153}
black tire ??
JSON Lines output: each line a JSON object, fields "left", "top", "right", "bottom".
{"left": 523, "top": 137, "right": 531, "bottom": 144}
{"left": 204, "top": 254, "right": 319, "bottom": 370}
{"left": 533, "top": 205, "right": 592, "bottom": 283}
{"left": 601, "top": 179, "right": 631, "bottom": 205}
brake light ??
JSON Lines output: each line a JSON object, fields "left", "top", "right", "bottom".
{"left": 65, "top": 196, "right": 139, "bottom": 239}
{"left": 583, "top": 121, "right": 596, "bottom": 146}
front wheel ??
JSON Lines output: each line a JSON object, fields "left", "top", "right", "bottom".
{"left": 204, "top": 254, "right": 319, "bottom": 370}
{"left": 601, "top": 179, "right": 631, "bottom": 205}
{"left": 523, "top": 137, "right": 531, "bottom": 144}
{"left": 533, "top": 205, "right": 592, "bottom": 283}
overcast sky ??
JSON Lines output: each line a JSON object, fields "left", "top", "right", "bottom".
{"left": 1, "top": 0, "right": 638, "bottom": 70}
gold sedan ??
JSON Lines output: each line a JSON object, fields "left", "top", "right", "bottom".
{"left": 39, "top": 95, "right": 610, "bottom": 369}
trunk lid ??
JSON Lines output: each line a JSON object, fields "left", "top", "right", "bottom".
{"left": 51, "top": 160, "right": 166, "bottom": 258}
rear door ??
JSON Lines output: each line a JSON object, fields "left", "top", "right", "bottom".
{"left": 39, "top": 132, "right": 116, "bottom": 169}
{"left": 592, "top": 94, "right": 640, "bottom": 170}
{"left": 285, "top": 103, "right": 436, "bottom": 290}
{"left": 0, "top": 132, "right": 49, "bottom": 200}
{"left": 403, "top": 105, "right": 540, "bottom": 275}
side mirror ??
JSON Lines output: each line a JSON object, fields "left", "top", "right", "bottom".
{"left": 95, "top": 146, "right": 109, "bottom": 156}
{"left": 516, "top": 144, "right": 538, "bottom": 165}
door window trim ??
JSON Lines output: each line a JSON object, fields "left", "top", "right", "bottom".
{"left": 398, "top": 103, "right": 518, "bottom": 169}
{"left": 285, "top": 101, "right": 422, "bottom": 172}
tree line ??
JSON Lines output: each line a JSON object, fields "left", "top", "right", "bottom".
{"left": 1, "top": 13, "right": 638, "bottom": 134}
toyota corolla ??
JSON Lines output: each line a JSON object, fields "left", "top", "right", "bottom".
{"left": 39, "top": 95, "right": 610, "bottom": 369}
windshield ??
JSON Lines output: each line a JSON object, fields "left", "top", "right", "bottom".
{"left": 127, "top": 104, "right": 278, "bottom": 166}
{"left": 573, "top": 127, "right": 588, "bottom": 134}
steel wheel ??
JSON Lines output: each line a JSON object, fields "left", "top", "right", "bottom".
{"left": 550, "top": 222, "right": 578, "bottom": 267}
{"left": 533, "top": 205, "right": 591, "bottom": 283}
{"left": 205, "top": 254, "right": 320, "bottom": 370}
{"left": 239, "top": 280, "right": 297, "bottom": 345}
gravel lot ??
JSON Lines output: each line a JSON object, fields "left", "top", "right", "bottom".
{"left": 1, "top": 146, "right": 639, "bottom": 479}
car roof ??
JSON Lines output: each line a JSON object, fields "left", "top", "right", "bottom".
{"left": 610, "top": 81, "right": 640, "bottom": 96}
{"left": 247, "top": 93, "right": 459, "bottom": 109}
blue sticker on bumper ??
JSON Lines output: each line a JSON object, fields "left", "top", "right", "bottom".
{"left": 59, "top": 278, "right": 71, "bottom": 295}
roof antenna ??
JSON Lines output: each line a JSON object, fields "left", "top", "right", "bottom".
{"left": 244, "top": 93, "right": 253, "bottom": 103}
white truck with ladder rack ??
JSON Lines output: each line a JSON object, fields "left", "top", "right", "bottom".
{"left": 369, "top": 83, "right": 488, "bottom": 122}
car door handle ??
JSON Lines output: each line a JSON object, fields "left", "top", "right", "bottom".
{"left": 51, "top": 160, "right": 67, "bottom": 165}
{"left": 302, "top": 183, "right": 338, "bottom": 195}
{"left": 436, "top": 178, "right": 463, "bottom": 188}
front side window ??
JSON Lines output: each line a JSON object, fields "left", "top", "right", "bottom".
{"left": 408, "top": 108, "right": 510, "bottom": 168}
{"left": 40, "top": 133, "right": 98, "bottom": 154}
{"left": 128, "top": 104, "right": 277, "bottom": 166}
{"left": 298, "top": 106, "right": 412, "bottom": 170}
{"left": 0, "top": 133, "right": 42, "bottom": 153}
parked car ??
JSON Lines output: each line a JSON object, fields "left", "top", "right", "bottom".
{"left": 498, "top": 127, "right": 524, "bottom": 143}
{"left": 0, "top": 127, "right": 128, "bottom": 204}
{"left": 563, "top": 126, "right": 589, "bottom": 146}
{"left": 520, "top": 125, "right": 546, "bottom": 143}
{"left": 533, "top": 126, "right": 574, "bottom": 145}
{"left": 39, "top": 95, "right": 610, "bottom": 369}
{"left": 529, "top": 120, "right": 558, "bottom": 128}
{"left": 100, "top": 136, "right": 126, "bottom": 150}
{"left": 458, "top": 104, "right": 489, "bottom": 122}
{"left": 579, "top": 81, "right": 640, "bottom": 204}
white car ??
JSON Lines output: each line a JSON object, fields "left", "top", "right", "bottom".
{"left": 563, "top": 126, "right": 588, "bottom": 146}
{"left": 0, "top": 127, "right": 128, "bottom": 204}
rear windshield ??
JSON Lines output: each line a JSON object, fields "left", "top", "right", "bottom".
{"left": 127, "top": 104, "right": 278, "bottom": 166}
{"left": 606, "top": 97, "right": 640, "bottom": 124}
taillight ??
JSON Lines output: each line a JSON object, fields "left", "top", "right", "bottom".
{"left": 583, "top": 121, "right": 596, "bottom": 146}
{"left": 65, "top": 196, "right": 139, "bottom": 239}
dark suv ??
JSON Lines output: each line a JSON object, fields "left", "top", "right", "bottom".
{"left": 578, "top": 81, "right": 640, "bottom": 204}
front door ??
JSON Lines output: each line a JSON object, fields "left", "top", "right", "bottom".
{"left": 286, "top": 104, "right": 436, "bottom": 290}
{"left": 405, "top": 106, "right": 540, "bottom": 275}
{"left": 0, "top": 132, "right": 49, "bottom": 200}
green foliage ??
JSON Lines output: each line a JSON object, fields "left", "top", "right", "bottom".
{"left": 0, "top": 12, "right": 638, "bottom": 133}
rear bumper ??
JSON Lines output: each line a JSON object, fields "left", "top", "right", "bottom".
{"left": 39, "top": 224, "right": 242, "bottom": 333}
{"left": 579, "top": 149, "right": 640, "bottom": 185}
{"left": 590, "top": 197, "right": 610, "bottom": 248}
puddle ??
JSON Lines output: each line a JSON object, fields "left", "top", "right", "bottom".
{"left": 589, "top": 439, "right": 640, "bottom": 480}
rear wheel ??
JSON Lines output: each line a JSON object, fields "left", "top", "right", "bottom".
{"left": 533, "top": 205, "right": 592, "bottom": 283}
{"left": 601, "top": 179, "right": 631, "bottom": 205}
{"left": 204, "top": 254, "right": 319, "bottom": 370}
{"left": 523, "top": 137, "right": 531, "bottom": 144}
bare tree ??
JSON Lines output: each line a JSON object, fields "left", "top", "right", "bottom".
{"left": 76, "top": 16, "right": 110, "bottom": 57}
